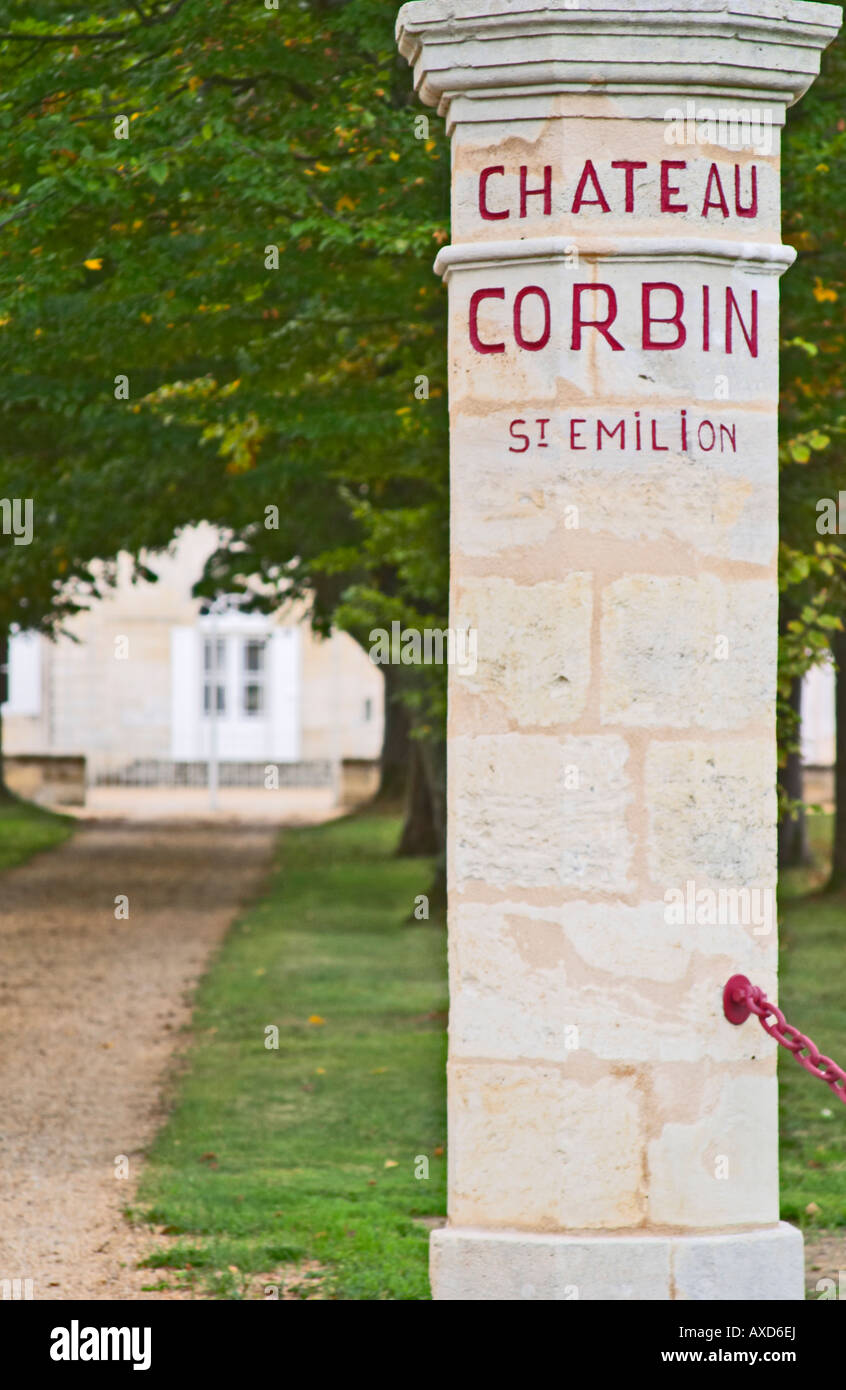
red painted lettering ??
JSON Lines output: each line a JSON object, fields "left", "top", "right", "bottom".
{"left": 726, "top": 288, "right": 758, "bottom": 357}
{"left": 571, "top": 284, "right": 624, "bottom": 351}
{"left": 598, "top": 418, "right": 625, "bottom": 449}
{"left": 479, "top": 167, "right": 509, "bottom": 220}
{"left": 520, "top": 165, "right": 552, "bottom": 218}
{"left": 513, "top": 285, "right": 551, "bottom": 351}
{"left": 642, "top": 282, "right": 687, "bottom": 351}
{"left": 509, "top": 419, "right": 530, "bottom": 452}
{"left": 611, "top": 160, "right": 648, "bottom": 213}
{"left": 701, "top": 163, "right": 730, "bottom": 218}
{"left": 734, "top": 164, "right": 758, "bottom": 219}
{"left": 660, "top": 160, "right": 688, "bottom": 213}
{"left": 572, "top": 160, "right": 611, "bottom": 214}
{"left": 469, "top": 288, "right": 505, "bottom": 353}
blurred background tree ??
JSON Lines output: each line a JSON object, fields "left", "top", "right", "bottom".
{"left": 2, "top": 0, "right": 846, "bottom": 895}
{"left": 0, "top": 0, "right": 448, "bottom": 870}
{"left": 780, "top": 23, "right": 846, "bottom": 882}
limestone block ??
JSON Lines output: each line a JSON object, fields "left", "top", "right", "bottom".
{"left": 451, "top": 732, "right": 633, "bottom": 891}
{"left": 645, "top": 739, "right": 776, "bottom": 886}
{"left": 450, "top": 407, "right": 778, "bottom": 566}
{"left": 449, "top": 1062, "right": 646, "bottom": 1229}
{"left": 671, "top": 1224, "right": 805, "bottom": 1301}
{"left": 647, "top": 1075, "right": 780, "bottom": 1227}
{"left": 453, "top": 573, "right": 592, "bottom": 726}
{"left": 444, "top": 255, "right": 784, "bottom": 413}
{"left": 600, "top": 574, "right": 776, "bottom": 729}
{"left": 432, "top": 1227, "right": 672, "bottom": 1301}
{"left": 451, "top": 122, "right": 782, "bottom": 245}
{"left": 430, "top": 1224, "right": 804, "bottom": 1301}
{"left": 449, "top": 897, "right": 777, "bottom": 1064}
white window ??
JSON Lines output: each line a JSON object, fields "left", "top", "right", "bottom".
{"left": 202, "top": 637, "right": 227, "bottom": 716}
{"left": 242, "top": 638, "right": 267, "bottom": 717}
{"left": 171, "top": 620, "right": 301, "bottom": 761}
{"left": 2, "top": 629, "right": 42, "bottom": 716}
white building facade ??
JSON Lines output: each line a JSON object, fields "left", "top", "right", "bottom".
{"left": 2, "top": 524, "right": 383, "bottom": 784}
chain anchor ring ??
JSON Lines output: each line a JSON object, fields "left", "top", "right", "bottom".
{"left": 723, "top": 974, "right": 846, "bottom": 1106}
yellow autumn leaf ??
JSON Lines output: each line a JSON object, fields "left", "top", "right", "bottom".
{"left": 308, "top": 1014, "right": 326, "bottom": 1026}
{"left": 813, "top": 277, "right": 837, "bottom": 304}
{"left": 315, "top": 162, "right": 331, "bottom": 173}
{"left": 316, "top": 1067, "right": 326, "bottom": 1075}
{"left": 384, "top": 1159, "right": 398, "bottom": 1169}
{"left": 388, "top": 151, "right": 400, "bottom": 162}
{"left": 84, "top": 258, "right": 103, "bottom": 270}
{"left": 335, "top": 194, "right": 357, "bottom": 212}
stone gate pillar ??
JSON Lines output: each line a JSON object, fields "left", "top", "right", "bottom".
{"left": 397, "top": 0, "right": 841, "bottom": 1300}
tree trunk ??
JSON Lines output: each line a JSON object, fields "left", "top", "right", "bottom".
{"left": 0, "top": 631, "right": 13, "bottom": 802}
{"left": 375, "top": 664, "right": 410, "bottom": 804}
{"left": 828, "top": 631, "right": 846, "bottom": 889}
{"left": 419, "top": 733, "right": 446, "bottom": 912}
{"left": 397, "top": 736, "right": 439, "bottom": 857}
{"left": 778, "top": 673, "right": 811, "bottom": 869}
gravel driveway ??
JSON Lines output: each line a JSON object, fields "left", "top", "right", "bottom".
{"left": 0, "top": 819, "right": 274, "bottom": 1300}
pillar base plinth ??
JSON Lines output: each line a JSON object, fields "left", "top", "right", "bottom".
{"left": 430, "top": 1223, "right": 805, "bottom": 1301}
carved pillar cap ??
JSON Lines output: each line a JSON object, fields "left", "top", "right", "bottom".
{"left": 396, "top": 0, "right": 842, "bottom": 126}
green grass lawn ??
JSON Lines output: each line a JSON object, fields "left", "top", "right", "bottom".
{"left": 131, "top": 805, "right": 845, "bottom": 1299}
{"left": 133, "top": 813, "right": 447, "bottom": 1300}
{"left": 0, "top": 795, "right": 74, "bottom": 871}
{"left": 778, "top": 813, "right": 846, "bottom": 1231}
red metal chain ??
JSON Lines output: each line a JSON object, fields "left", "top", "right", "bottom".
{"left": 723, "top": 975, "right": 846, "bottom": 1107}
